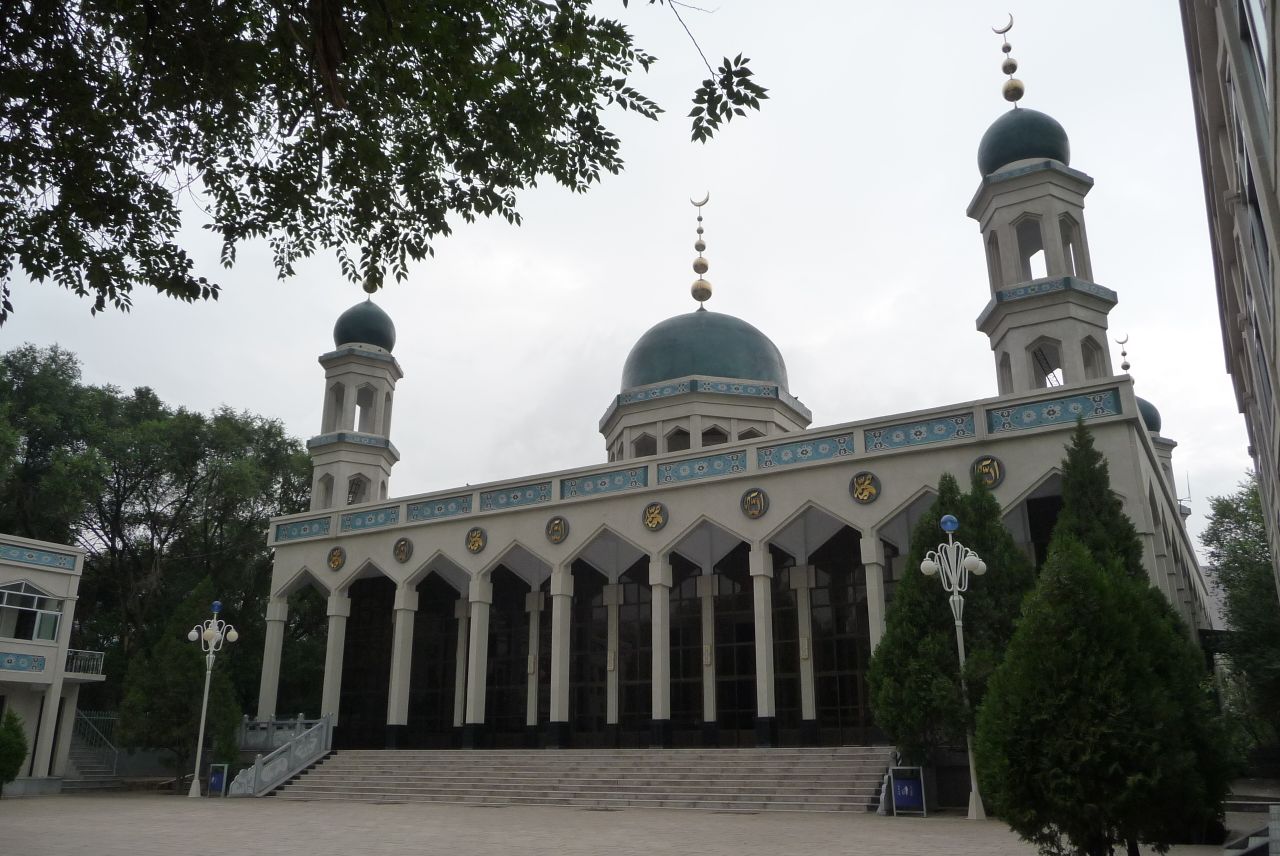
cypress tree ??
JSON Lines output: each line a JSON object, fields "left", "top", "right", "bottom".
{"left": 1054, "top": 418, "right": 1145, "bottom": 578}
{"left": 977, "top": 421, "right": 1232, "bottom": 853}
{"left": 868, "top": 472, "right": 1035, "bottom": 761}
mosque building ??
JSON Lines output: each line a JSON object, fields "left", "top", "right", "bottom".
{"left": 253, "top": 35, "right": 1212, "bottom": 754}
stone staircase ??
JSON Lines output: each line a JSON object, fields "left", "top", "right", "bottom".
{"left": 271, "top": 746, "right": 893, "bottom": 812}
{"left": 62, "top": 744, "right": 122, "bottom": 792}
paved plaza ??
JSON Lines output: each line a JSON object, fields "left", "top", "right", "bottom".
{"left": 0, "top": 793, "right": 1252, "bottom": 856}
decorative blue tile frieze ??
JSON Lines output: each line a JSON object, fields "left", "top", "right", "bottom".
{"left": 658, "top": 451, "right": 748, "bottom": 483}
{"left": 0, "top": 543, "right": 76, "bottom": 570}
{"left": 619, "top": 381, "right": 692, "bottom": 405}
{"left": 560, "top": 467, "right": 649, "bottom": 499}
{"left": 993, "top": 276, "right": 1117, "bottom": 305}
{"left": 0, "top": 651, "right": 47, "bottom": 672}
{"left": 696, "top": 379, "right": 778, "bottom": 398}
{"left": 479, "top": 482, "right": 552, "bottom": 512}
{"left": 274, "top": 517, "right": 332, "bottom": 542}
{"left": 407, "top": 494, "right": 473, "bottom": 522}
{"left": 339, "top": 505, "right": 401, "bottom": 532}
{"left": 986, "top": 388, "right": 1121, "bottom": 433}
{"left": 757, "top": 433, "right": 855, "bottom": 469}
{"left": 864, "top": 413, "right": 976, "bottom": 452}
{"left": 306, "top": 432, "right": 392, "bottom": 449}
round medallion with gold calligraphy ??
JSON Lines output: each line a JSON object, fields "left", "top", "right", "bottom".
{"left": 545, "top": 516, "right": 570, "bottom": 545}
{"left": 465, "top": 527, "right": 487, "bottom": 554}
{"left": 740, "top": 487, "right": 769, "bottom": 519}
{"left": 971, "top": 454, "right": 1005, "bottom": 489}
{"left": 642, "top": 502, "right": 668, "bottom": 532}
{"left": 392, "top": 537, "right": 414, "bottom": 564}
{"left": 849, "top": 471, "right": 881, "bottom": 504}
{"left": 327, "top": 546, "right": 346, "bottom": 571}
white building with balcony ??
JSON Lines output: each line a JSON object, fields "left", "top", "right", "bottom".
{"left": 0, "top": 533, "right": 104, "bottom": 795}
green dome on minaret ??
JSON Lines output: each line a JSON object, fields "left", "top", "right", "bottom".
{"left": 621, "top": 309, "right": 789, "bottom": 390}
{"left": 977, "top": 108, "right": 1071, "bottom": 176}
{"left": 333, "top": 300, "right": 396, "bottom": 352}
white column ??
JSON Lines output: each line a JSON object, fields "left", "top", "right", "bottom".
{"left": 30, "top": 683, "right": 63, "bottom": 777}
{"left": 321, "top": 591, "right": 351, "bottom": 722}
{"left": 549, "top": 567, "right": 574, "bottom": 725}
{"left": 697, "top": 574, "right": 719, "bottom": 724}
{"left": 464, "top": 576, "right": 493, "bottom": 727}
{"left": 649, "top": 557, "right": 672, "bottom": 724}
{"left": 525, "top": 591, "right": 544, "bottom": 728}
{"left": 452, "top": 599, "right": 470, "bottom": 728}
{"left": 386, "top": 585, "right": 418, "bottom": 730}
{"left": 256, "top": 598, "right": 289, "bottom": 720}
{"left": 860, "top": 536, "right": 888, "bottom": 652}
{"left": 604, "top": 583, "right": 623, "bottom": 725}
{"left": 791, "top": 565, "right": 817, "bottom": 722}
{"left": 52, "top": 683, "right": 80, "bottom": 777}
{"left": 749, "top": 544, "right": 776, "bottom": 720}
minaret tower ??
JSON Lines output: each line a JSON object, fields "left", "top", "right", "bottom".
{"left": 969, "top": 19, "right": 1117, "bottom": 394}
{"left": 308, "top": 297, "right": 403, "bottom": 510}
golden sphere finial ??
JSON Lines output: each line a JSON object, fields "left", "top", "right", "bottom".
{"left": 692, "top": 278, "right": 712, "bottom": 303}
{"left": 1002, "top": 78, "right": 1025, "bottom": 102}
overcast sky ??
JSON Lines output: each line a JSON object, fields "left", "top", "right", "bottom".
{"left": 1, "top": 1, "right": 1251, "bottom": 561}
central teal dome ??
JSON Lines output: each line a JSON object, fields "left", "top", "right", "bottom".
{"left": 621, "top": 309, "right": 789, "bottom": 390}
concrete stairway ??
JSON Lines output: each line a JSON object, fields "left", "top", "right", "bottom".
{"left": 62, "top": 745, "right": 122, "bottom": 792}
{"left": 272, "top": 746, "right": 893, "bottom": 812}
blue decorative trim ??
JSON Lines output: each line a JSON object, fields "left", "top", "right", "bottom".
{"left": 561, "top": 468, "right": 648, "bottom": 499}
{"left": 993, "top": 276, "right": 1117, "bottom": 305}
{"left": 339, "top": 505, "right": 401, "bottom": 532}
{"left": 275, "top": 517, "right": 332, "bottom": 542}
{"left": 604, "top": 376, "right": 812, "bottom": 427}
{"left": 658, "top": 451, "right": 748, "bottom": 483}
{"left": 758, "top": 433, "right": 855, "bottom": 469}
{"left": 479, "top": 482, "right": 552, "bottom": 511}
{"left": 307, "top": 432, "right": 393, "bottom": 450}
{"left": 319, "top": 346, "right": 398, "bottom": 365}
{"left": 407, "top": 494, "right": 473, "bottom": 522}
{"left": 619, "top": 381, "right": 692, "bottom": 405}
{"left": 987, "top": 389, "right": 1121, "bottom": 433}
{"left": 0, "top": 651, "right": 46, "bottom": 672}
{"left": 864, "top": 414, "right": 976, "bottom": 451}
{"left": 0, "top": 543, "right": 76, "bottom": 570}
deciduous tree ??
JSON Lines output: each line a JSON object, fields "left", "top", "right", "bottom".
{"left": 0, "top": 0, "right": 766, "bottom": 322}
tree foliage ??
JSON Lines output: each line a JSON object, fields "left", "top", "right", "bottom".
{"left": 0, "top": 0, "right": 766, "bottom": 322}
{"left": 0, "top": 344, "right": 313, "bottom": 711}
{"left": 1202, "top": 474, "right": 1280, "bottom": 745}
{"left": 976, "top": 422, "right": 1232, "bottom": 855}
{"left": 0, "top": 709, "right": 28, "bottom": 797}
{"left": 1053, "top": 419, "right": 1145, "bottom": 579}
{"left": 867, "top": 472, "right": 1035, "bottom": 762}
{"left": 118, "top": 578, "right": 241, "bottom": 788}
{"left": 976, "top": 538, "right": 1229, "bottom": 855}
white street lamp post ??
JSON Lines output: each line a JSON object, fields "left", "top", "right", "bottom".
{"left": 186, "top": 600, "right": 238, "bottom": 798}
{"left": 920, "top": 513, "right": 988, "bottom": 821}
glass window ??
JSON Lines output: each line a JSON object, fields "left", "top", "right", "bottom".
{"left": 0, "top": 581, "right": 63, "bottom": 642}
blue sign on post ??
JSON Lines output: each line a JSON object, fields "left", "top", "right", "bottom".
{"left": 207, "top": 763, "right": 228, "bottom": 797}
{"left": 890, "top": 766, "right": 927, "bottom": 817}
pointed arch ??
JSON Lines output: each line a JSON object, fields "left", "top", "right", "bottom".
{"left": 273, "top": 565, "right": 332, "bottom": 599}
{"left": 480, "top": 539, "right": 552, "bottom": 588}
{"left": 334, "top": 558, "right": 394, "bottom": 595}
{"left": 568, "top": 523, "right": 650, "bottom": 568}
{"left": 405, "top": 549, "right": 470, "bottom": 595}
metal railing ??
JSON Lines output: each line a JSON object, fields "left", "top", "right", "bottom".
{"left": 229, "top": 714, "right": 332, "bottom": 797}
{"left": 65, "top": 649, "right": 105, "bottom": 675}
{"left": 238, "top": 714, "right": 327, "bottom": 752}
{"left": 71, "top": 710, "right": 118, "bottom": 775}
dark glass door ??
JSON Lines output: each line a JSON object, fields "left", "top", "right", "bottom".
{"left": 337, "top": 576, "right": 395, "bottom": 749}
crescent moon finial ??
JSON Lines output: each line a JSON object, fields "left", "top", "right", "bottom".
{"left": 992, "top": 13, "right": 1013, "bottom": 35}
{"left": 1115, "top": 334, "right": 1129, "bottom": 346}
{"left": 690, "top": 192, "right": 710, "bottom": 207}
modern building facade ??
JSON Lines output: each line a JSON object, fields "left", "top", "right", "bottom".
{"left": 0, "top": 533, "right": 105, "bottom": 794}
{"left": 255, "top": 89, "right": 1213, "bottom": 752}
{"left": 1181, "top": 0, "right": 1280, "bottom": 594}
